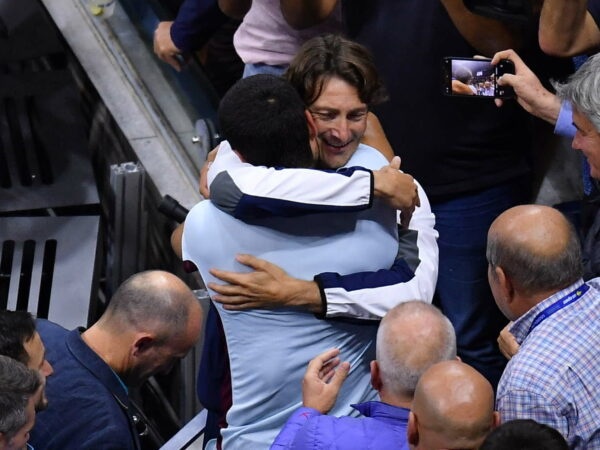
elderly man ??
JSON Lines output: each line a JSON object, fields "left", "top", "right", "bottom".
{"left": 29, "top": 270, "right": 203, "bottom": 450}
{"left": 408, "top": 361, "right": 499, "bottom": 450}
{"left": 271, "top": 301, "right": 456, "bottom": 449}
{"left": 0, "top": 310, "right": 54, "bottom": 411}
{"left": 487, "top": 205, "right": 600, "bottom": 448}
{"left": 492, "top": 49, "right": 600, "bottom": 280}
{"left": 0, "top": 355, "right": 42, "bottom": 450}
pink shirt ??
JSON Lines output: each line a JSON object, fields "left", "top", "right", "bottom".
{"left": 233, "top": 0, "right": 342, "bottom": 66}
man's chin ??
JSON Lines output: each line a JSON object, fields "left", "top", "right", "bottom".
{"left": 36, "top": 396, "right": 49, "bottom": 412}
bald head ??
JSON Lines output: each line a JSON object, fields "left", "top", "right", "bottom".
{"left": 100, "top": 270, "right": 202, "bottom": 342}
{"left": 376, "top": 301, "right": 456, "bottom": 400}
{"left": 487, "top": 205, "right": 582, "bottom": 296}
{"left": 409, "top": 361, "right": 497, "bottom": 450}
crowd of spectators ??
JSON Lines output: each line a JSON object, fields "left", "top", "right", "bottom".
{"left": 2, "top": 0, "right": 600, "bottom": 449}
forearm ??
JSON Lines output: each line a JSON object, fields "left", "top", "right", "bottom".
{"left": 210, "top": 167, "right": 374, "bottom": 218}
{"left": 280, "top": 0, "right": 338, "bottom": 29}
{"left": 362, "top": 112, "right": 394, "bottom": 161}
{"left": 218, "top": 0, "right": 251, "bottom": 20}
{"left": 170, "top": 0, "right": 228, "bottom": 52}
{"left": 539, "top": 0, "right": 599, "bottom": 56}
{"left": 271, "top": 407, "right": 321, "bottom": 449}
{"left": 440, "top": 0, "right": 522, "bottom": 56}
{"left": 317, "top": 191, "right": 439, "bottom": 320}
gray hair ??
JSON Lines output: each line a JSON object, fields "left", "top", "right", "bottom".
{"left": 487, "top": 219, "right": 583, "bottom": 294}
{"left": 0, "top": 355, "right": 40, "bottom": 440}
{"left": 554, "top": 52, "right": 600, "bottom": 132}
{"left": 101, "top": 271, "right": 194, "bottom": 342}
{"left": 376, "top": 301, "right": 456, "bottom": 398}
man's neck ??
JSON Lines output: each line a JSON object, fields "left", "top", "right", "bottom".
{"left": 81, "top": 326, "right": 129, "bottom": 378}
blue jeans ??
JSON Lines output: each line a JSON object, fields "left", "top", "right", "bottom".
{"left": 432, "top": 180, "right": 528, "bottom": 389}
{"left": 242, "top": 63, "right": 287, "bottom": 78}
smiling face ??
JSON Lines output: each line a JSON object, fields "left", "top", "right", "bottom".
{"left": 572, "top": 108, "right": 600, "bottom": 179}
{"left": 308, "top": 77, "right": 368, "bottom": 169}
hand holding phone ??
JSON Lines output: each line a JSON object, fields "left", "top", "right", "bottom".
{"left": 442, "top": 57, "right": 515, "bottom": 99}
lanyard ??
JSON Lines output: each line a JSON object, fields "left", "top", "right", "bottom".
{"left": 529, "top": 282, "right": 589, "bottom": 333}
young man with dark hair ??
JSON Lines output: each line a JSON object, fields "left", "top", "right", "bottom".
{"left": 0, "top": 310, "right": 53, "bottom": 411}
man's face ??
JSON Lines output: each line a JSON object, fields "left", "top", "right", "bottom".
{"left": 5, "top": 390, "right": 37, "bottom": 450}
{"left": 23, "top": 332, "right": 53, "bottom": 411}
{"left": 130, "top": 306, "right": 202, "bottom": 385}
{"left": 572, "top": 108, "right": 600, "bottom": 179}
{"left": 308, "top": 77, "right": 368, "bottom": 169}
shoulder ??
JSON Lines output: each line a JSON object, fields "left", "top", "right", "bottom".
{"left": 345, "top": 144, "right": 388, "bottom": 170}
{"left": 295, "top": 415, "right": 406, "bottom": 448}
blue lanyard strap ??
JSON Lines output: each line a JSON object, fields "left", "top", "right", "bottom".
{"left": 529, "top": 282, "right": 589, "bottom": 333}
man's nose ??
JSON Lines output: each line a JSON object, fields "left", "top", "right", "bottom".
{"left": 330, "top": 119, "right": 351, "bottom": 142}
{"left": 41, "top": 359, "right": 54, "bottom": 377}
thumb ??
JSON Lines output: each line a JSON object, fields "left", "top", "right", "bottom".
{"left": 389, "top": 155, "right": 401, "bottom": 170}
{"left": 330, "top": 361, "right": 351, "bottom": 389}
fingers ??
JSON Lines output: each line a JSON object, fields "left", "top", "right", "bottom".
{"left": 389, "top": 155, "right": 401, "bottom": 170}
{"left": 235, "top": 254, "right": 271, "bottom": 271}
{"left": 307, "top": 348, "right": 341, "bottom": 374}
{"left": 329, "top": 361, "right": 351, "bottom": 389}
{"left": 208, "top": 267, "right": 245, "bottom": 285}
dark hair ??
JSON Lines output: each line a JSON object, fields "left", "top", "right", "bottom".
{"left": 0, "top": 355, "right": 41, "bottom": 440}
{"left": 480, "top": 419, "right": 568, "bottom": 450}
{"left": 453, "top": 65, "right": 473, "bottom": 84}
{"left": 218, "top": 74, "right": 314, "bottom": 168}
{"left": 285, "top": 34, "right": 387, "bottom": 107}
{"left": 0, "top": 311, "right": 36, "bottom": 365}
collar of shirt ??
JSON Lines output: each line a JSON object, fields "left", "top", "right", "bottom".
{"left": 509, "top": 279, "right": 585, "bottom": 344}
{"left": 351, "top": 401, "right": 410, "bottom": 424}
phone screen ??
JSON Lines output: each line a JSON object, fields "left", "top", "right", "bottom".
{"left": 442, "top": 57, "right": 513, "bottom": 98}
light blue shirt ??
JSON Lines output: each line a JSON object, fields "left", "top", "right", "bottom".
{"left": 183, "top": 145, "right": 397, "bottom": 449}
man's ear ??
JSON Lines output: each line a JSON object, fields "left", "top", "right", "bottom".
{"left": 305, "top": 110, "right": 318, "bottom": 140}
{"left": 495, "top": 265, "right": 515, "bottom": 304}
{"left": 407, "top": 411, "right": 419, "bottom": 446}
{"left": 491, "top": 411, "right": 501, "bottom": 429}
{"left": 132, "top": 335, "right": 155, "bottom": 356}
{"left": 370, "top": 360, "right": 382, "bottom": 391}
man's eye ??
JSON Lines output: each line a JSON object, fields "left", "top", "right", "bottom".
{"left": 348, "top": 112, "right": 367, "bottom": 121}
{"left": 312, "top": 112, "right": 336, "bottom": 121}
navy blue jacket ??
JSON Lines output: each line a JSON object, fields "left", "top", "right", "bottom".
{"left": 30, "top": 320, "right": 141, "bottom": 450}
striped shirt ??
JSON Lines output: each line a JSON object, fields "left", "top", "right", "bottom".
{"left": 496, "top": 278, "right": 600, "bottom": 449}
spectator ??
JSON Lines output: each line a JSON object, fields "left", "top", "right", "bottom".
{"left": 408, "top": 360, "right": 499, "bottom": 450}
{"left": 271, "top": 301, "right": 457, "bottom": 449}
{"left": 0, "top": 355, "right": 42, "bottom": 450}
{"left": 29, "top": 270, "right": 203, "bottom": 450}
{"left": 278, "top": 0, "right": 569, "bottom": 391}
{"left": 480, "top": 419, "right": 568, "bottom": 450}
{"left": 491, "top": 49, "right": 600, "bottom": 280}
{"left": 218, "top": 0, "right": 342, "bottom": 78}
{"left": 487, "top": 204, "right": 600, "bottom": 448}
{"left": 0, "top": 310, "right": 53, "bottom": 411}
{"left": 153, "top": 0, "right": 243, "bottom": 96}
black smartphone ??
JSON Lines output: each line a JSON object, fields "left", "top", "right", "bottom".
{"left": 442, "top": 57, "right": 515, "bottom": 99}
